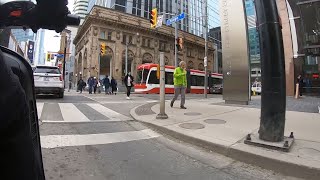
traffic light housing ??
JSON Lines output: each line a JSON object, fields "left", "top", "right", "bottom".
{"left": 100, "top": 42, "right": 106, "bottom": 56}
{"left": 156, "top": 64, "right": 160, "bottom": 79}
{"left": 177, "top": 38, "right": 183, "bottom": 51}
{"left": 150, "top": 8, "right": 157, "bottom": 28}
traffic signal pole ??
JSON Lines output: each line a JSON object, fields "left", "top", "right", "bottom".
{"left": 204, "top": 0, "right": 208, "bottom": 98}
{"left": 255, "top": 0, "right": 286, "bottom": 142}
{"left": 174, "top": 22, "right": 178, "bottom": 68}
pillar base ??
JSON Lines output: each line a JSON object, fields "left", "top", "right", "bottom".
{"left": 156, "top": 113, "right": 168, "bottom": 119}
{"left": 244, "top": 133, "right": 294, "bottom": 152}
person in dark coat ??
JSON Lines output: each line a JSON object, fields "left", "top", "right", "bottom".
{"left": 297, "top": 75, "right": 304, "bottom": 96}
{"left": 77, "top": 77, "right": 85, "bottom": 93}
{"left": 103, "top": 75, "right": 111, "bottom": 94}
{"left": 87, "top": 76, "right": 94, "bottom": 94}
{"left": 111, "top": 77, "right": 117, "bottom": 95}
{"left": 93, "top": 77, "right": 98, "bottom": 94}
{"left": 123, "top": 72, "right": 134, "bottom": 99}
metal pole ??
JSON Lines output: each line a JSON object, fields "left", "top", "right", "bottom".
{"left": 255, "top": 0, "right": 286, "bottom": 142}
{"left": 204, "top": 0, "right": 208, "bottom": 98}
{"left": 156, "top": 52, "right": 168, "bottom": 119}
{"left": 214, "top": 44, "right": 219, "bottom": 73}
{"left": 62, "top": 36, "right": 67, "bottom": 89}
{"left": 125, "top": 41, "right": 129, "bottom": 75}
{"left": 174, "top": 22, "right": 178, "bottom": 67}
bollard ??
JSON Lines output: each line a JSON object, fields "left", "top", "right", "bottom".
{"left": 295, "top": 83, "right": 299, "bottom": 99}
{"left": 156, "top": 52, "right": 168, "bottom": 119}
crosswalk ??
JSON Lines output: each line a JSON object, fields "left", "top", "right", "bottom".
{"left": 37, "top": 102, "right": 131, "bottom": 123}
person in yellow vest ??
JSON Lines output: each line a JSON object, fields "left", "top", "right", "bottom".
{"left": 170, "top": 61, "right": 187, "bottom": 109}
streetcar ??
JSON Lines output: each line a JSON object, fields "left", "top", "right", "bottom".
{"left": 134, "top": 63, "right": 223, "bottom": 94}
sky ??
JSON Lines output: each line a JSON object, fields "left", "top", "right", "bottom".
{"left": 43, "top": 0, "right": 75, "bottom": 53}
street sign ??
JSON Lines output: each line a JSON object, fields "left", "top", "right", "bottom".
{"left": 156, "top": 15, "right": 164, "bottom": 28}
{"left": 55, "top": 54, "right": 64, "bottom": 58}
{"left": 166, "top": 13, "right": 185, "bottom": 26}
{"left": 204, "top": 56, "right": 207, "bottom": 67}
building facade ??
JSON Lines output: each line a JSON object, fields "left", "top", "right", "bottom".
{"left": 87, "top": 0, "right": 220, "bottom": 37}
{"left": 73, "top": 6, "right": 215, "bottom": 86}
{"left": 34, "top": 29, "right": 46, "bottom": 65}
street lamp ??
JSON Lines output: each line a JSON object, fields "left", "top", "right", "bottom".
{"left": 125, "top": 32, "right": 139, "bottom": 75}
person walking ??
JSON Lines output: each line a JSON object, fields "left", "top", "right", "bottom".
{"left": 93, "top": 77, "right": 98, "bottom": 94}
{"left": 103, "top": 75, "right": 111, "bottom": 95}
{"left": 170, "top": 61, "right": 187, "bottom": 109}
{"left": 124, "top": 72, "right": 134, "bottom": 99}
{"left": 87, "top": 76, "right": 94, "bottom": 94}
{"left": 111, "top": 77, "right": 118, "bottom": 95}
{"left": 297, "top": 75, "right": 304, "bottom": 97}
{"left": 77, "top": 77, "right": 85, "bottom": 93}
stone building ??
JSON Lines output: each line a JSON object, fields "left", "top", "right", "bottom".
{"left": 73, "top": 6, "right": 216, "bottom": 85}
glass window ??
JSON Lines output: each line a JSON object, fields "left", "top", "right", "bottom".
{"left": 122, "top": 34, "right": 127, "bottom": 43}
{"left": 100, "top": 31, "right": 105, "bottom": 39}
{"left": 129, "top": 36, "right": 133, "bottom": 44}
{"left": 191, "top": 75, "right": 197, "bottom": 86}
{"left": 142, "top": 38, "right": 146, "bottom": 46}
{"left": 108, "top": 32, "right": 112, "bottom": 40}
{"left": 165, "top": 72, "right": 174, "bottom": 85}
{"left": 115, "top": 0, "right": 126, "bottom": 12}
{"left": 35, "top": 67, "right": 61, "bottom": 74}
{"left": 148, "top": 71, "right": 159, "bottom": 84}
{"left": 148, "top": 39, "right": 151, "bottom": 47}
{"left": 197, "top": 76, "right": 205, "bottom": 86}
{"left": 136, "top": 70, "right": 149, "bottom": 83}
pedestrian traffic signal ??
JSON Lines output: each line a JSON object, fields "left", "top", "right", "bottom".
{"left": 177, "top": 38, "right": 183, "bottom": 51}
{"left": 150, "top": 8, "right": 157, "bottom": 28}
{"left": 100, "top": 43, "right": 106, "bottom": 56}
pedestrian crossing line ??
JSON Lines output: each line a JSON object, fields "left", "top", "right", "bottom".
{"left": 36, "top": 102, "right": 44, "bottom": 118}
{"left": 41, "top": 129, "right": 161, "bottom": 149}
{"left": 59, "top": 103, "right": 90, "bottom": 122}
{"left": 87, "top": 103, "right": 130, "bottom": 120}
{"left": 98, "top": 100, "right": 158, "bottom": 104}
{"left": 41, "top": 119, "right": 134, "bottom": 123}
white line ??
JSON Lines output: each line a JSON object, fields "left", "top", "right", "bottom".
{"left": 40, "top": 129, "right": 161, "bottom": 148}
{"left": 59, "top": 103, "right": 90, "bottom": 122}
{"left": 36, "top": 103, "right": 44, "bottom": 119}
{"left": 87, "top": 103, "right": 130, "bottom": 120}
{"left": 41, "top": 119, "right": 133, "bottom": 123}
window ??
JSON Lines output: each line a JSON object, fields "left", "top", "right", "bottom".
{"left": 132, "top": 0, "right": 137, "bottom": 15}
{"left": 159, "top": 41, "right": 167, "bottom": 51}
{"left": 35, "top": 67, "right": 61, "bottom": 74}
{"left": 148, "top": 39, "right": 151, "bottom": 47}
{"left": 144, "top": 0, "right": 148, "bottom": 18}
{"left": 115, "top": 0, "right": 126, "bottom": 12}
{"left": 165, "top": 72, "right": 174, "bottom": 85}
{"left": 129, "top": 36, "right": 133, "bottom": 44}
{"left": 196, "top": 76, "right": 205, "bottom": 86}
{"left": 122, "top": 34, "right": 127, "bottom": 44}
{"left": 100, "top": 31, "right": 105, "bottom": 39}
{"left": 148, "top": 71, "right": 159, "bottom": 84}
{"left": 191, "top": 75, "right": 197, "bottom": 86}
{"left": 187, "top": 48, "right": 192, "bottom": 57}
{"left": 142, "top": 38, "right": 146, "bottom": 47}
{"left": 136, "top": 70, "right": 149, "bottom": 83}
{"left": 137, "top": 0, "right": 142, "bottom": 16}
{"left": 107, "top": 32, "right": 112, "bottom": 40}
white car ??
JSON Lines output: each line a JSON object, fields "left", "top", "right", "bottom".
{"left": 251, "top": 82, "right": 262, "bottom": 95}
{"left": 33, "top": 65, "right": 64, "bottom": 98}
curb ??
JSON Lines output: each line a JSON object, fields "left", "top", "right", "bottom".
{"left": 130, "top": 103, "right": 320, "bottom": 180}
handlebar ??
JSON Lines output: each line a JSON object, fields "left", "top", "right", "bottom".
{"left": 0, "top": 0, "right": 80, "bottom": 33}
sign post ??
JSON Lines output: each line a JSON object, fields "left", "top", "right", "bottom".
{"left": 156, "top": 52, "right": 168, "bottom": 119}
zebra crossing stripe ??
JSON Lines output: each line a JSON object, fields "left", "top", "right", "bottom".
{"left": 36, "top": 102, "right": 44, "bottom": 119}
{"left": 41, "top": 129, "right": 161, "bottom": 148}
{"left": 59, "top": 103, "right": 90, "bottom": 122}
{"left": 87, "top": 103, "right": 130, "bottom": 120}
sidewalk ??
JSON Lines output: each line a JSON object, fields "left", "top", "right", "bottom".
{"left": 130, "top": 97, "right": 320, "bottom": 180}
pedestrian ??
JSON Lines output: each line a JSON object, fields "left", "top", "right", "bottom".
{"left": 170, "top": 61, "right": 187, "bottom": 109}
{"left": 297, "top": 74, "right": 304, "bottom": 97}
{"left": 93, "top": 77, "right": 98, "bottom": 94}
{"left": 111, "top": 77, "right": 117, "bottom": 95}
{"left": 123, "top": 72, "right": 134, "bottom": 99}
{"left": 87, "top": 76, "right": 94, "bottom": 94}
{"left": 103, "top": 75, "right": 111, "bottom": 94}
{"left": 68, "top": 80, "right": 72, "bottom": 92}
{"left": 304, "top": 74, "right": 312, "bottom": 94}
{"left": 77, "top": 77, "right": 85, "bottom": 93}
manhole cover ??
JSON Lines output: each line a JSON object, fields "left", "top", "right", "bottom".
{"left": 184, "top": 112, "right": 202, "bottom": 116}
{"left": 179, "top": 123, "right": 205, "bottom": 129}
{"left": 204, "top": 119, "right": 226, "bottom": 124}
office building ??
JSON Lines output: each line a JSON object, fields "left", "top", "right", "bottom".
{"left": 34, "top": 29, "right": 46, "bottom": 65}
{"left": 73, "top": 0, "right": 89, "bottom": 19}
{"left": 87, "top": 0, "right": 220, "bottom": 37}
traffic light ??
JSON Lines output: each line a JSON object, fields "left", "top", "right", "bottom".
{"left": 156, "top": 64, "right": 160, "bottom": 79}
{"left": 177, "top": 38, "right": 183, "bottom": 51}
{"left": 150, "top": 8, "right": 157, "bottom": 28}
{"left": 46, "top": 53, "right": 50, "bottom": 61}
{"left": 100, "top": 43, "right": 106, "bottom": 56}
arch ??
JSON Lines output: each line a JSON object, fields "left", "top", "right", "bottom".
{"left": 198, "top": 63, "right": 204, "bottom": 71}
{"left": 100, "top": 46, "right": 113, "bottom": 79}
{"left": 187, "top": 61, "right": 194, "bottom": 69}
{"left": 122, "top": 50, "right": 134, "bottom": 75}
{"left": 165, "top": 56, "right": 169, "bottom": 65}
{"left": 142, "top": 53, "right": 153, "bottom": 64}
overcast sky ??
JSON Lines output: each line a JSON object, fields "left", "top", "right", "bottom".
{"left": 43, "top": 0, "right": 74, "bottom": 53}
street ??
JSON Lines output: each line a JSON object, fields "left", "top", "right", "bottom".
{"left": 38, "top": 92, "right": 300, "bottom": 180}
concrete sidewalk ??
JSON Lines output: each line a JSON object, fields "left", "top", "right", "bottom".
{"left": 130, "top": 97, "right": 320, "bottom": 180}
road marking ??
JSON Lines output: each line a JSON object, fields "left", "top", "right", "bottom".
{"left": 87, "top": 103, "right": 130, "bottom": 120}
{"left": 41, "top": 129, "right": 161, "bottom": 148}
{"left": 98, "top": 100, "right": 158, "bottom": 104}
{"left": 59, "top": 103, "right": 90, "bottom": 122}
{"left": 41, "top": 119, "right": 133, "bottom": 123}
{"left": 36, "top": 103, "right": 44, "bottom": 118}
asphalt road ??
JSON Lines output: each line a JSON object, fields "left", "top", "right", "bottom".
{"left": 38, "top": 92, "right": 300, "bottom": 180}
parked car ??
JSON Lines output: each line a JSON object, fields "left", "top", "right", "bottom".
{"left": 210, "top": 84, "right": 223, "bottom": 94}
{"left": 251, "top": 82, "right": 262, "bottom": 95}
{"left": 33, "top": 65, "right": 64, "bottom": 98}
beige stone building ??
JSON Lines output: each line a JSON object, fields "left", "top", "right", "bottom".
{"left": 73, "top": 6, "right": 216, "bottom": 85}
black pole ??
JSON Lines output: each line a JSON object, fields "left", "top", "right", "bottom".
{"left": 62, "top": 38, "right": 67, "bottom": 89}
{"left": 255, "top": 0, "right": 286, "bottom": 142}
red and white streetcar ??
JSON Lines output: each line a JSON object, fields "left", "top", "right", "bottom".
{"left": 134, "top": 63, "right": 223, "bottom": 94}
